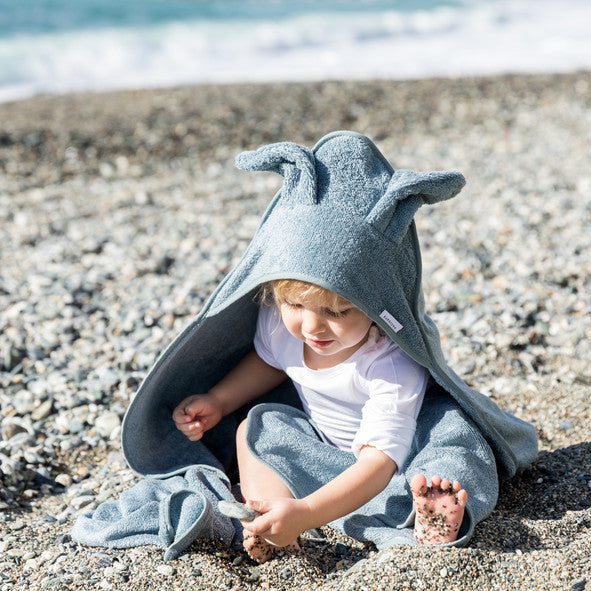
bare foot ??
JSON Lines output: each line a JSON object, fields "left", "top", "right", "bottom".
{"left": 410, "top": 474, "right": 468, "bottom": 545}
{"left": 242, "top": 528, "right": 301, "bottom": 563}
{"left": 243, "top": 530, "right": 276, "bottom": 563}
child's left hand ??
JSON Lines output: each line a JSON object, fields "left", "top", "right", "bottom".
{"left": 242, "top": 498, "right": 309, "bottom": 547}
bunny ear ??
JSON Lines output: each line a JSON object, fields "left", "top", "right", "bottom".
{"left": 367, "top": 169, "right": 465, "bottom": 244}
{"left": 235, "top": 142, "right": 318, "bottom": 204}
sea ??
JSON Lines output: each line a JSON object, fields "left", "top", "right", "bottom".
{"left": 0, "top": 0, "right": 589, "bottom": 103}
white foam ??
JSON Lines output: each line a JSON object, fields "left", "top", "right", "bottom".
{"left": 1, "top": 0, "right": 589, "bottom": 102}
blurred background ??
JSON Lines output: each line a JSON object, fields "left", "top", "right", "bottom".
{"left": 0, "top": 0, "right": 589, "bottom": 103}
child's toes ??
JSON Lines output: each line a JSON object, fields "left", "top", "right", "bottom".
{"left": 410, "top": 473, "right": 428, "bottom": 496}
{"left": 457, "top": 488, "right": 468, "bottom": 507}
{"left": 243, "top": 534, "right": 275, "bottom": 563}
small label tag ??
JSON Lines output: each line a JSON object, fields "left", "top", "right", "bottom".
{"left": 380, "top": 310, "right": 403, "bottom": 333}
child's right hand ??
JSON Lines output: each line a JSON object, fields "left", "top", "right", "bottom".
{"left": 172, "top": 393, "right": 223, "bottom": 441}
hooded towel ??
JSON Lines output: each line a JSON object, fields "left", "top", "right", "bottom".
{"left": 74, "top": 131, "right": 538, "bottom": 557}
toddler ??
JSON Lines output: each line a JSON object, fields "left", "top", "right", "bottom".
{"left": 174, "top": 279, "right": 467, "bottom": 562}
{"left": 80, "top": 131, "right": 536, "bottom": 565}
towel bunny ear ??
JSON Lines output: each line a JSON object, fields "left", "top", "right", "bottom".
{"left": 235, "top": 142, "right": 318, "bottom": 204}
{"left": 367, "top": 169, "right": 466, "bottom": 244}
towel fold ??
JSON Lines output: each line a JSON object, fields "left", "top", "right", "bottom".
{"left": 72, "top": 465, "right": 240, "bottom": 560}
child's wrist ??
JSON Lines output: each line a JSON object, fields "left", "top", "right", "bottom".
{"left": 205, "top": 388, "right": 229, "bottom": 416}
{"left": 294, "top": 497, "right": 322, "bottom": 533}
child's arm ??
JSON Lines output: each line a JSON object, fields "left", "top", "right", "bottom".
{"left": 173, "top": 350, "right": 287, "bottom": 441}
{"left": 244, "top": 445, "right": 397, "bottom": 546}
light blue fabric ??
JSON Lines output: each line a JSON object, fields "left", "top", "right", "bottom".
{"left": 71, "top": 464, "right": 240, "bottom": 560}
{"left": 245, "top": 386, "right": 497, "bottom": 548}
{"left": 73, "top": 131, "right": 538, "bottom": 558}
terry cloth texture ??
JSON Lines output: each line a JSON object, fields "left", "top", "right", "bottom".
{"left": 73, "top": 131, "right": 538, "bottom": 558}
{"left": 71, "top": 464, "right": 240, "bottom": 560}
{"left": 245, "top": 387, "right": 498, "bottom": 549}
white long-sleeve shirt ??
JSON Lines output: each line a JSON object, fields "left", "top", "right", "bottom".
{"left": 254, "top": 305, "right": 428, "bottom": 470}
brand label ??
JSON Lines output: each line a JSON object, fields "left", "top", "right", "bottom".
{"left": 379, "top": 310, "right": 403, "bottom": 333}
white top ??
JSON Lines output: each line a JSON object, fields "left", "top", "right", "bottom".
{"left": 254, "top": 305, "right": 428, "bottom": 470}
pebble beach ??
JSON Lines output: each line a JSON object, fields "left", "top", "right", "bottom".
{"left": 1, "top": 72, "right": 590, "bottom": 590}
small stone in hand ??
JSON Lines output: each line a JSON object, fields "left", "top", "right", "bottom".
{"left": 218, "top": 500, "right": 260, "bottom": 522}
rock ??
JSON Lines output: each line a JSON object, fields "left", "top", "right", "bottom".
{"left": 31, "top": 399, "right": 54, "bottom": 421}
{"left": 69, "top": 493, "right": 95, "bottom": 509}
{"left": 156, "top": 564, "right": 175, "bottom": 576}
{"left": 217, "top": 500, "right": 260, "bottom": 521}
{"left": 1, "top": 421, "right": 29, "bottom": 441}
{"left": 55, "top": 473, "right": 73, "bottom": 487}
{"left": 93, "top": 412, "right": 121, "bottom": 438}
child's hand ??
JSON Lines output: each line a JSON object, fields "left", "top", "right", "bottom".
{"left": 242, "top": 498, "right": 308, "bottom": 547}
{"left": 172, "top": 393, "right": 223, "bottom": 441}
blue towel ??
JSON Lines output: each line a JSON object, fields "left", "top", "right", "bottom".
{"left": 73, "top": 131, "right": 538, "bottom": 559}
{"left": 71, "top": 464, "right": 240, "bottom": 560}
{"left": 245, "top": 386, "right": 498, "bottom": 549}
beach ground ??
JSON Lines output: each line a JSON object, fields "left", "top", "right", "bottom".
{"left": 1, "top": 72, "right": 590, "bottom": 590}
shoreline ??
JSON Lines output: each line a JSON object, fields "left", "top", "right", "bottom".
{"left": 1, "top": 71, "right": 590, "bottom": 590}
{"left": 3, "top": 67, "right": 588, "bottom": 106}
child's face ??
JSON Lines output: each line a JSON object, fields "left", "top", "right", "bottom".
{"left": 278, "top": 295, "right": 373, "bottom": 368}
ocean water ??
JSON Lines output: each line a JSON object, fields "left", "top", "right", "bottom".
{"left": 0, "top": 0, "right": 589, "bottom": 102}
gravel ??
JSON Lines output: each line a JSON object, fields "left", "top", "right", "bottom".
{"left": 1, "top": 72, "right": 590, "bottom": 590}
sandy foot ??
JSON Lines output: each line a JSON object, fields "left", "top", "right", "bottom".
{"left": 242, "top": 529, "right": 301, "bottom": 563}
{"left": 410, "top": 474, "right": 468, "bottom": 545}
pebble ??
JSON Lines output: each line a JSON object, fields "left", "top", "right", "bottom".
{"left": 69, "top": 494, "right": 95, "bottom": 510}
{"left": 31, "top": 399, "right": 54, "bottom": 421}
{"left": 93, "top": 412, "right": 121, "bottom": 439}
{"left": 9, "top": 520, "right": 26, "bottom": 531}
{"left": 247, "top": 567, "right": 261, "bottom": 582}
{"left": 1, "top": 420, "right": 30, "bottom": 441}
{"left": 156, "top": 564, "right": 175, "bottom": 576}
{"left": 218, "top": 500, "right": 260, "bottom": 521}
